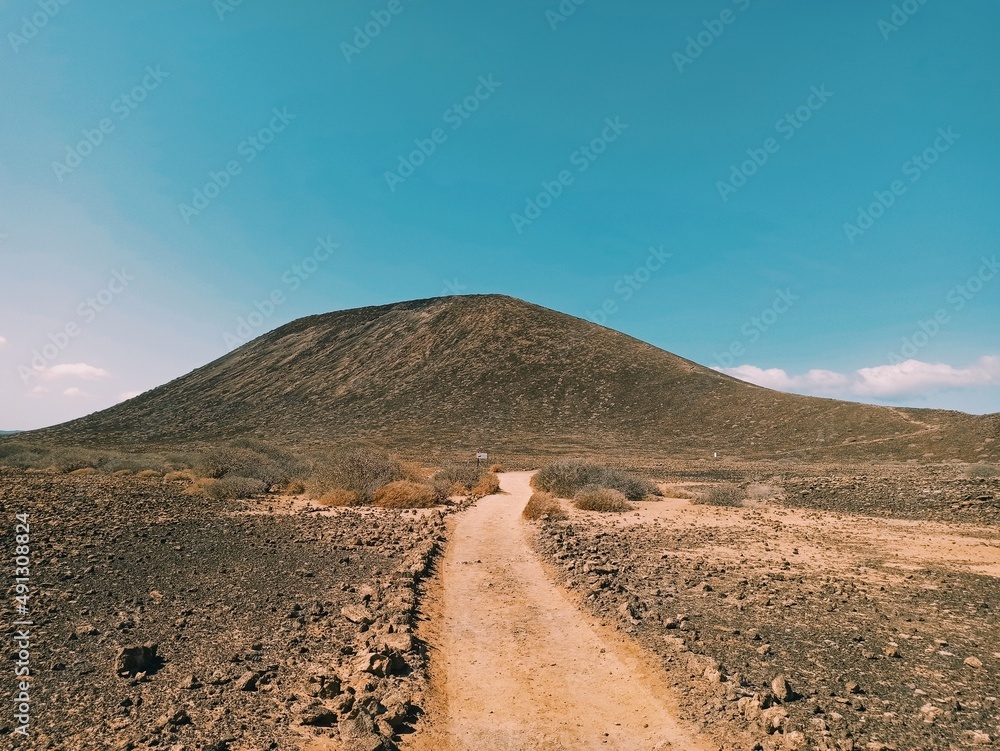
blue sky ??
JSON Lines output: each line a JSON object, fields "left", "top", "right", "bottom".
{"left": 1, "top": 0, "right": 998, "bottom": 430}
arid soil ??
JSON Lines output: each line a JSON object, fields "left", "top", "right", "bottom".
{"left": 531, "top": 475, "right": 1000, "bottom": 750}
{"left": 0, "top": 469, "right": 447, "bottom": 751}
{"left": 4, "top": 461, "right": 999, "bottom": 751}
{"left": 405, "top": 472, "right": 713, "bottom": 751}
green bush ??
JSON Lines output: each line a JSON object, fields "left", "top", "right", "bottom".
{"left": 531, "top": 460, "right": 660, "bottom": 501}
{"left": 966, "top": 464, "right": 1000, "bottom": 479}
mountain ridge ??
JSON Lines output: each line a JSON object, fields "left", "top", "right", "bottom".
{"left": 14, "top": 294, "right": 999, "bottom": 462}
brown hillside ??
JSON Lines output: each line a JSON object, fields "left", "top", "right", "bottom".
{"left": 17, "top": 295, "right": 999, "bottom": 461}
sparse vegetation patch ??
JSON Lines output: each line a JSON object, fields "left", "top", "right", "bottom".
{"left": 694, "top": 483, "right": 745, "bottom": 507}
{"left": 531, "top": 459, "right": 660, "bottom": 501}
{"left": 573, "top": 485, "right": 635, "bottom": 513}
{"left": 522, "top": 491, "right": 568, "bottom": 521}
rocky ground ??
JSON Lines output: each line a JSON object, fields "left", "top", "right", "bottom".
{"left": 530, "top": 465, "right": 1000, "bottom": 751}
{"left": 635, "top": 459, "right": 1000, "bottom": 524}
{"left": 0, "top": 469, "right": 448, "bottom": 751}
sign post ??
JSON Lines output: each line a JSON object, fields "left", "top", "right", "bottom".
{"left": 476, "top": 451, "right": 488, "bottom": 469}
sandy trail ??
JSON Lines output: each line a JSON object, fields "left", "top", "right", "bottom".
{"left": 405, "top": 471, "right": 714, "bottom": 751}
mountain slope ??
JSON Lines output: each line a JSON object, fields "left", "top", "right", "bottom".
{"left": 20, "top": 295, "right": 999, "bottom": 461}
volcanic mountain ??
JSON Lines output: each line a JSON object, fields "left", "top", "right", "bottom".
{"left": 19, "top": 295, "right": 999, "bottom": 461}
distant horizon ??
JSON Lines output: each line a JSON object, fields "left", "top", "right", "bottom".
{"left": 3, "top": 292, "right": 997, "bottom": 434}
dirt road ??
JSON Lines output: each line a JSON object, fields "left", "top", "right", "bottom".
{"left": 405, "top": 471, "right": 714, "bottom": 751}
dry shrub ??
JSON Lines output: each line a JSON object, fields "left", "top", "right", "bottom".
{"left": 165, "top": 470, "right": 196, "bottom": 483}
{"left": 311, "top": 444, "right": 403, "bottom": 501}
{"left": 317, "top": 489, "right": 362, "bottom": 507}
{"left": 199, "top": 439, "right": 303, "bottom": 488}
{"left": 112, "top": 469, "right": 134, "bottom": 477}
{"left": 695, "top": 484, "right": 744, "bottom": 507}
{"left": 283, "top": 479, "right": 307, "bottom": 495}
{"left": 69, "top": 467, "right": 97, "bottom": 476}
{"left": 665, "top": 486, "right": 697, "bottom": 500}
{"left": 573, "top": 485, "right": 635, "bottom": 513}
{"left": 372, "top": 480, "right": 439, "bottom": 509}
{"left": 966, "top": 464, "right": 1000, "bottom": 479}
{"left": 400, "top": 461, "right": 431, "bottom": 482}
{"left": 433, "top": 463, "right": 482, "bottom": 495}
{"left": 746, "top": 483, "right": 781, "bottom": 500}
{"left": 187, "top": 476, "right": 266, "bottom": 500}
{"left": 489, "top": 463, "right": 505, "bottom": 474}
{"left": 136, "top": 469, "right": 162, "bottom": 478}
{"left": 471, "top": 472, "right": 500, "bottom": 497}
{"left": 48, "top": 447, "right": 100, "bottom": 473}
{"left": 532, "top": 460, "right": 660, "bottom": 501}
{"left": 522, "top": 491, "right": 567, "bottom": 521}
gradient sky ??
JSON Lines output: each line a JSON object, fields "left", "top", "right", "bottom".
{"left": 1, "top": 0, "right": 998, "bottom": 431}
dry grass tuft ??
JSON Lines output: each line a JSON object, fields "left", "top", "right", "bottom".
{"left": 69, "top": 467, "right": 98, "bottom": 476}
{"left": 164, "top": 470, "right": 197, "bottom": 483}
{"left": 471, "top": 472, "right": 501, "bottom": 497}
{"left": 573, "top": 485, "right": 635, "bottom": 513}
{"left": 316, "top": 489, "right": 362, "bottom": 507}
{"left": 695, "top": 483, "right": 745, "bottom": 507}
{"left": 489, "top": 463, "right": 505, "bottom": 474}
{"left": 283, "top": 479, "right": 307, "bottom": 495}
{"left": 372, "top": 480, "right": 439, "bottom": 509}
{"left": 664, "top": 486, "right": 697, "bottom": 500}
{"left": 522, "top": 491, "right": 567, "bottom": 521}
{"left": 135, "top": 469, "right": 162, "bottom": 478}
{"left": 184, "top": 476, "right": 266, "bottom": 500}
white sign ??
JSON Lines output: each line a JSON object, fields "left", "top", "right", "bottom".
{"left": 476, "top": 452, "right": 488, "bottom": 460}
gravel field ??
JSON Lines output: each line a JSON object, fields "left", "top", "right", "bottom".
{"left": 0, "top": 469, "right": 448, "bottom": 751}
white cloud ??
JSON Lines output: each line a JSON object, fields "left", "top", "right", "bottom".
{"left": 35, "top": 363, "right": 111, "bottom": 381}
{"left": 63, "top": 387, "right": 88, "bottom": 398}
{"left": 718, "top": 356, "right": 1000, "bottom": 400}
{"left": 854, "top": 357, "right": 1000, "bottom": 396}
{"left": 0, "top": 335, "right": 7, "bottom": 348}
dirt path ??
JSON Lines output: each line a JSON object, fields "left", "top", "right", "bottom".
{"left": 404, "top": 471, "right": 715, "bottom": 751}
